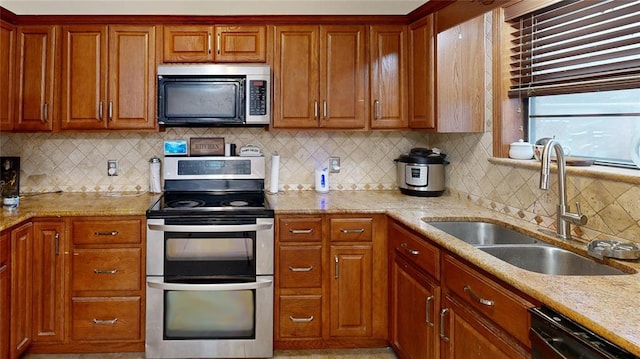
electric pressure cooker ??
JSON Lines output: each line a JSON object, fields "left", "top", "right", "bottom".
{"left": 394, "top": 148, "right": 448, "bottom": 197}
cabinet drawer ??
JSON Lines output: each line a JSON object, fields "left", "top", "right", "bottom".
{"left": 330, "top": 218, "right": 373, "bottom": 242}
{"left": 443, "top": 255, "right": 534, "bottom": 347}
{"left": 71, "top": 296, "right": 141, "bottom": 341}
{"left": 72, "top": 248, "right": 141, "bottom": 292}
{"left": 72, "top": 218, "right": 142, "bottom": 245}
{"left": 279, "top": 245, "right": 322, "bottom": 288}
{"left": 389, "top": 221, "right": 440, "bottom": 280}
{"left": 279, "top": 217, "right": 322, "bottom": 242}
{"left": 279, "top": 295, "right": 322, "bottom": 338}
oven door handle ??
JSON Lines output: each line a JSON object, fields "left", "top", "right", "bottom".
{"left": 147, "top": 276, "right": 273, "bottom": 291}
{"left": 148, "top": 223, "right": 273, "bottom": 233}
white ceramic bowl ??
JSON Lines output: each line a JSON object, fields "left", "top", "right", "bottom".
{"left": 509, "top": 140, "right": 534, "bottom": 160}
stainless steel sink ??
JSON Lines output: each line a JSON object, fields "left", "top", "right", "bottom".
{"left": 479, "top": 244, "right": 628, "bottom": 276}
{"left": 425, "top": 220, "right": 539, "bottom": 245}
{"left": 423, "top": 219, "right": 632, "bottom": 276}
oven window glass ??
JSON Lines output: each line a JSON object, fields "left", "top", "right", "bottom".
{"left": 165, "top": 232, "right": 256, "bottom": 278}
{"left": 164, "top": 289, "right": 256, "bottom": 339}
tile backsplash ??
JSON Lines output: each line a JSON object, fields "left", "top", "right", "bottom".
{"left": 0, "top": 128, "right": 432, "bottom": 193}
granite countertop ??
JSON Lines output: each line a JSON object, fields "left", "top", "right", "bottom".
{"left": 2, "top": 190, "right": 639, "bottom": 356}
{"left": 0, "top": 192, "right": 160, "bottom": 230}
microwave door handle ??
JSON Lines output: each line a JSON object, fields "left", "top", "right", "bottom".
{"left": 147, "top": 223, "right": 273, "bottom": 233}
{"left": 147, "top": 277, "right": 273, "bottom": 291}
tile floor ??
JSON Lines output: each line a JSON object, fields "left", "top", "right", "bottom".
{"left": 22, "top": 347, "right": 398, "bottom": 359}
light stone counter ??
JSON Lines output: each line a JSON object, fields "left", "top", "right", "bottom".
{"left": 2, "top": 190, "right": 639, "bottom": 355}
{"left": 268, "top": 190, "right": 640, "bottom": 357}
{"left": 0, "top": 192, "right": 159, "bottom": 231}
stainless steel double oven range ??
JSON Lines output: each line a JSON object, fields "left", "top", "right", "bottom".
{"left": 145, "top": 156, "right": 274, "bottom": 358}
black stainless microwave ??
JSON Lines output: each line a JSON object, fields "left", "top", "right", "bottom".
{"left": 157, "top": 64, "right": 270, "bottom": 126}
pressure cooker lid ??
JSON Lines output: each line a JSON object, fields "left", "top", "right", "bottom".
{"left": 395, "top": 147, "right": 447, "bottom": 164}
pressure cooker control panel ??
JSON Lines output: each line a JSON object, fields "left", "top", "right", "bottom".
{"left": 405, "top": 164, "right": 428, "bottom": 187}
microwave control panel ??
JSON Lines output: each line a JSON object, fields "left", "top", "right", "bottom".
{"left": 249, "top": 80, "right": 268, "bottom": 116}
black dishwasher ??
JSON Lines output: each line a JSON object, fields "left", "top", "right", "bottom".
{"left": 530, "top": 306, "right": 638, "bottom": 359}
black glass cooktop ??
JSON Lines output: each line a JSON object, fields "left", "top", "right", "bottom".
{"left": 146, "top": 191, "right": 273, "bottom": 219}
{"left": 163, "top": 191, "right": 266, "bottom": 209}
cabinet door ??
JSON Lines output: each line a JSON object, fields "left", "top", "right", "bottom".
{"left": 108, "top": 25, "right": 156, "bottom": 130}
{"left": 319, "top": 25, "right": 366, "bottom": 129}
{"left": 32, "top": 220, "right": 65, "bottom": 344}
{"left": 370, "top": 25, "right": 408, "bottom": 129}
{"left": 0, "top": 21, "right": 15, "bottom": 131}
{"left": 61, "top": 25, "right": 108, "bottom": 130}
{"left": 273, "top": 25, "right": 319, "bottom": 128}
{"left": 409, "top": 15, "right": 436, "bottom": 130}
{"left": 0, "top": 231, "right": 9, "bottom": 359}
{"left": 329, "top": 245, "right": 372, "bottom": 337}
{"left": 10, "top": 222, "right": 33, "bottom": 359}
{"left": 215, "top": 26, "right": 266, "bottom": 63}
{"left": 391, "top": 255, "right": 439, "bottom": 359}
{"left": 15, "top": 26, "right": 57, "bottom": 131}
{"left": 163, "top": 25, "right": 213, "bottom": 63}
{"left": 441, "top": 294, "right": 526, "bottom": 359}
{"left": 436, "top": 15, "right": 485, "bottom": 133}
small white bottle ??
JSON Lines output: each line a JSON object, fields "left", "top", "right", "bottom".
{"left": 315, "top": 167, "right": 329, "bottom": 193}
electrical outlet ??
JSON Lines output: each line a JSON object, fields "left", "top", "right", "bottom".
{"left": 329, "top": 157, "right": 341, "bottom": 173}
{"left": 107, "top": 160, "right": 118, "bottom": 176}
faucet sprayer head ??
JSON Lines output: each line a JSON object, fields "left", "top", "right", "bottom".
{"left": 539, "top": 140, "right": 559, "bottom": 190}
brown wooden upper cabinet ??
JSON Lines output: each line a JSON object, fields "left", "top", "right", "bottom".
{"left": 408, "top": 15, "right": 436, "bottom": 130}
{"left": 273, "top": 25, "right": 366, "bottom": 129}
{"left": 163, "top": 25, "right": 267, "bottom": 63}
{"left": 0, "top": 20, "right": 15, "bottom": 132}
{"left": 61, "top": 25, "right": 156, "bottom": 130}
{"left": 435, "top": 14, "right": 485, "bottom": 133}
{"left": 14, "top": 26, "right": 57, "bottom": 132}
{"left": 369, "top": 25, "right": 408, "bottom": 129}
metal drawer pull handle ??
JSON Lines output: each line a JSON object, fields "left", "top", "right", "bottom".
{"left": 439, "top": 308, "right": 450, "bottom": 342}
{"left": 289, "top": 266, "right": 314, "bottom": 272}
{"left": 464, "top": 285, "right": 495, "bottom": 307}
{"left": 400, "top": 242, "right": 420, "bottom": 255}
{"left": 94, "top": 269, "right": 118, "bottom": 275}
{"left": 340, "top": 228, "right": 365, "bottom": 234}
{"left": 94, "top": 231, "right": 118, "bottom": 236}
{"left": 289, "top": 229, "right": 313, "bottom": 234}
{"left": 93, "top": 318, "right": 118, "bottom": 325}
{"left": 289, "top": 315, "right": 314, "bottom": 323}
{"left": 334, "top": 255, "right": 339, "bottom": 279}
{"left": 425, "top": 295, "right": 435, "bottom": 327}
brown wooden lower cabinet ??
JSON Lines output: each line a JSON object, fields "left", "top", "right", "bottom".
{"left": 16, "top": 216, "right": 145, "bottom": 355}
{"left": 389, "top": 219, "right": 538, "bottom": 359}
{"left": 10, "top": 222, "right": 33, "bottom": 359}
{"left": 274, "top": 214, "right": 387, "bottom": 349}
{"left": 391, "top": 255, "right": 440, "bottom": 359}
{"left": 1, "top": 231, "right": 11, "bottom": 359}
{"left": 32, "top": 220, "right": 66, "bottom": 345}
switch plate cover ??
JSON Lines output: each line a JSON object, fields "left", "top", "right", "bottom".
{"left": 107, "top": 160, "right": 118, "bottom": 176}
{"left": 329, "top": 157, "right": 341, "bottom": 173}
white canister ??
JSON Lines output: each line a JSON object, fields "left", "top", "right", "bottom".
{"left": 315, "top": 167, "right": 329, "bottom": 193}
{"left": 3, "top": 195, "right": 19, "bottom": 210}
{"left": 149, "top": 156, "right": 162, "bottom": 193}
{"left": 509, "top": 139, "right": 534, "bottom": 160}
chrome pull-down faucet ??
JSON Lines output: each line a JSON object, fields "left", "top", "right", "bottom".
{"left": 539, "top": 140, "right": 588, "bottom": 239}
